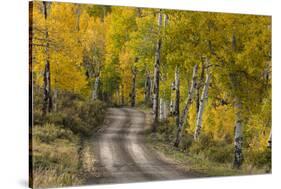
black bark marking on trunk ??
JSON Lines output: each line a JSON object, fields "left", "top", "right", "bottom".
{"left": 42, "top": 1, "right": 52, "bottom": 116}
{"left": 174, "top": 65, "right": 198, "bottom": 147}
{"left": 152, "top": 11, "right": 162, "bottom": 132}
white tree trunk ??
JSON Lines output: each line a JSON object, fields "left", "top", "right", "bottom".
{"left": 233, "top": 99, "right": 243, "bottom": 168}
{"left": 174, "top": 64, "right": 198, "bottom": 147}
{"left": 152, "top": 11, "right": 162, "bottom": 131}
{"left": 174, "top": 67, "right": 180, "bottom": 127}
{"left": 170, "top": 80, "right": 176, "bottom": 115}
{"left": 169, "top": 100, "right": 174, "bottom": 115}
{"left": 194, "top": 73, "right": 211, "bottom": 141}
{"left": 163, "top": 100, "right": 168, "bottom": 120}
{"left": 159, "top": 98, "right": 164, "bottom": 121}
{"left": 92, "top": 76, "right": 99, "bottom": 100}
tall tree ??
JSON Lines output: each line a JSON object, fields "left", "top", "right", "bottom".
{"left": 130, "top": 58, "right": 137, "bottom": 107}
{"left": 152, "top": 10, "right": 163, "bottom": 131}
{"left": 194, "top": 69, "right": 211, "bottom": 140}
{"left": 174, "top": 64, "right": 198, "bottom": 147}
{"left": 42, "top": 1, "right": 52, "bottom": 115}
{"left": 174, "top": 66, "right": 180, "bottom": 129}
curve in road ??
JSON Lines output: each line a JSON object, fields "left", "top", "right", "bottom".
{"left": 89, "top": 107, "right": 199, "bottom": 184}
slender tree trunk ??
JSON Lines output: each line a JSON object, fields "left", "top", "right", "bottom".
{"left": 233, "top": 98, "right": 243, "bottom": 168}
{"left": 121, "top": 83, "right": 124, "bottom": 105}
{"left": 174, "top": 67, "right": 180, "bottom": 129}
{"left": 159, "top": 98, "right": 167, "bottom": 121}
{"left": 194, "top": 72, "right": 211, "bottom": 140}
{"left": 163, "top": 100, "right": 167, "bottom": 120}
{"left": 42, "top": 1, "right": 52, "bottom": 115}
{"left": 92, "top": 75, "right": 100, "bottom": 100}
{"left": 164, "top": 14, "right": 169, "bottom": 28}
{"left": 170, "top": 81, "right": 175, "bottom": 115}
{"left": 229, "top": 32, "right": 244, "bottom": 168}
{"left": 152, "top": 11, "right": 162, "bottom": 132}
{"left": 174, "top": 65, "right": 198, "bottom": 147}
{"left": 144, "top": 73, "right": 152, "bottom": 105}
{"left": 196, "top": 62, "right": 205, "bottom": 113}
{"left": 131, "top": 66, "right": 137, "bottom": 107}
{"left": 159, "top": 98, "right": 164, "bottom": 121}
{"left": 169, "top": 101, "right": 174, "bottom": 115}
{"left": 53, "top": 88, "right": 58, "bottom": 112}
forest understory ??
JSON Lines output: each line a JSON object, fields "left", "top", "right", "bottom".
{"left": 145, "top": 118, "right": 271, "bottom": 177}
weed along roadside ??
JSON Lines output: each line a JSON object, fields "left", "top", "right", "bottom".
{"left": 31, "top": 92, "right": 106, "bottom": 188}
{"left": 143, "top": 108, "right": 271, "bottom": 177}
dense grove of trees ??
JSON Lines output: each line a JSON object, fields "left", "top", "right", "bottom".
{"left": 31, "top": 1, "right": 271, "bottom": 170}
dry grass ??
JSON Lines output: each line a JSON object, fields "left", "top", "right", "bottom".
{"left": 32, "top": 124, "right": 83, "bottom": 188}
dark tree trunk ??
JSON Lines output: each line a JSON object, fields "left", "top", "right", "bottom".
{"left": 42, "top": 1, "right": 52, "bottom": 115}
{"left": 144, "top": 72, "right": 151, "bottom": 105}
{"left": 196, "top": 61, "right": 205, "bottom": 113}
{"left": 131, "top": 66, "right": 137, "bottom": 107}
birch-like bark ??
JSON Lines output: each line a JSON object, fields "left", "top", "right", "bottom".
{"left": 169, "top": 101, "right": 174, "bottom": 115}
{"left": 230, "top": 33, "right": 244, "bottom": 168}
{"left": 42, "top": 1, "right": 52, "bottom": 115}
{"left": 174, "top": 65, "right": 198, "bottom": 147}
{"left": 164, "top": 14, "right": 169, "bottom": 28}
{"left": 233, "top": 99, "right": 243, "bottom": 168}
{"left": 92, "top": 75, "right": 100, "bottom": 100}
{"left": 163, "top": 101, "right": 167, "bottom": 120}
{"left": 196, "top": 62, "right": 205, "bottom": 113}
{"left": 159, "top": 98, "right": 164, "bottom": 121}
{"left": 174, "top": 67, "right": 180, "bottom": 128}
{"left": 194, "top": 73, "right": 211, "bottom": 140}
{"left": 152, "top": 11, "right": 162, "bottom": 131}
{"left": 169, "top": 81, "right": 175, "bottom": 115}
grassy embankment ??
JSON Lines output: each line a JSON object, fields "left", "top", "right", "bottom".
{"left": 31, "top": 93, "right": 106, "bottom": 188}
{"left": 140, "top": 107, "right": 271, "bottom": 177}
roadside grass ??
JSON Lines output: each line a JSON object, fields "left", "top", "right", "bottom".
{"left": 31, "top": 92, "right": 106, "bottom": 188}
{"left": 146, "top": 135, "right": 266, "bottom": 177}
{"left": 32, "top": 125, "right": 82, "bottom": 188}
{"left": 142, "top": 108, "right": 270, "bottom": 177}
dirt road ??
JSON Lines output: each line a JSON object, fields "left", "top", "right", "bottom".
{"left": 88, "top": 107, "right": 199, "bottom": 184}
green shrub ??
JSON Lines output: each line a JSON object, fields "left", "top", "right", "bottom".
{"left": 245, "top": 148, "right": 271, "bottom": 169}
{"left": 33, "top": 123, "right": 76, "bottom": 143}
{"left": 206, "top": 143, "right": 233, "bottom": 163}
{"left": 61, "top": 99, "right": 106, "bottom": 136}
{"left": 34, "top": 93, "right": 106, "bottom": 137}
{"left": 188, "top": 134, "right": 233, "bottom": 163}
{"left": 189, "top": 133, "right": 214, "bottom": 154}
{"left": 179, "top": 133, "right": 193, "bottom": 151}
